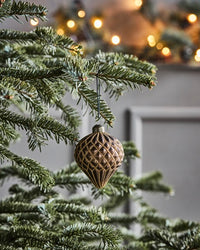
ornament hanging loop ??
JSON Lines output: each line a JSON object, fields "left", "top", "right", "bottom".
{"left": 96, "top": 73, "right": 101, "bottom": 120}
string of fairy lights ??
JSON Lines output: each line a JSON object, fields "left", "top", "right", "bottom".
{"left": 146, "top": 12, "right": 200, "bottom": 62}
{"left": 29, "top": 0, "right": 200, "bottom": 63}
{"left": 29, "top": 0, "right": 141, "bottom": 47}
{"left": 54, "top": 9, "right": 121, "bottom": 46}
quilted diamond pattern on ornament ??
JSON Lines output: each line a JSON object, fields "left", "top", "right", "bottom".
{"left": 74, "top": 131, "right": 124, "bottom": 188}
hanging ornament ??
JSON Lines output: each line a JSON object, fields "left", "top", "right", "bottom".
{"left": 74, "top": 73, "right": 124, "bottom": 188}
{"left": 74, "top": 124, "right": 124, "bottom": 188}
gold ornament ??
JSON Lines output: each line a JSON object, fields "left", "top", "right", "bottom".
{"left": 74, "top": 125, "right": 124, "bottom": 188}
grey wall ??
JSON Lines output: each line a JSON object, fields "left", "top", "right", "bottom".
{"left": 106, "top": 64, "right": 200, "bottom": 221}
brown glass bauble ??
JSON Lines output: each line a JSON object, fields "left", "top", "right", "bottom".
{"left": 74, "top": 125, "right": 124, "bottom": 188}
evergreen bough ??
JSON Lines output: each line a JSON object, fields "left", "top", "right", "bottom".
{"left": 0, "top": 1, "right": 200, "bottom": 249}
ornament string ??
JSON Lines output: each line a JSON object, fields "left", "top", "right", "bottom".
{"left": 96, "top": 74, "right": 100, "bottom": 120}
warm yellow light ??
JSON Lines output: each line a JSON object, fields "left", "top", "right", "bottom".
{"left": 196, "top": 49, "right": 200, "bottom": 57}
{"left": 194, "top": 54, "right": 200, "bottom": 62}
{"left": 187, "top": 14, "right": 197, "bottom": 23}
{"left": 57, "top": 28, "right": 65, "bottom": 36}
{"left": 93, "top": 18, "right": 103, "bottom": 29}
{"left": 156, "top": 42, "right": 163, "bottom": 50}
{"left": 30, "top": 18, "right": 39, "bottom": 26}
{"left": 162, "top": 47, "right": 171, "bottom": 56}
{"left": 67, "top": 20, "right": 76, "bottom": 29}
{"left": 111, "top": 35, "right": 121, "bottom": 45}
{"left": 134, "top": 0, "right": 143, "bottom": 7}
{"left": 78, "top": 10, "right": 86, "bottom": 18}
{"left": 147, "top": 35, "right": 156, "bottom": 47}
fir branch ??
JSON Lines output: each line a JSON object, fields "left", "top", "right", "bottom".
{"left": 0, "top": 29, "right": 37, "bottom": 44}
{"left": 55, "top": 100, "right": 81, "bottom": 129}
{"left": 0, "top": 201, "right": 106, "bottom": 226}
{"left": 135, "top": 171, "right": 173, "bottom": 194}
{"left": 141, "top": 229, "right": 182, "bottom": 249}
{"left": 119, "top": 227, "right": 137, "bottom": 242}
{"left": 0, "top": 0, "right": 47, "bottom": 22}
{"left": 178, "top": 226, "right": 200, "bottom": 249}
{"left": 95, "top": 63, "right": 155, "bottom": 88}
{"left": 6, "top": 184, "right": 58, "bottom": 203}
{"left": 110, "top": 172, "right": 135, "bottom": 189}
{"left": 137, "top": 207, "right": 167, "bottom": 228}
{"left": 35, "top": 27, "right": 82, "bottom": 52}
{"left": 0, "top": 76, "right": 46, "bottom": 115}
{"left": 54, "top": 173, "right": 90, "bottom": 189}
{"left": 136, "top": 181, "right": 172, "bottom": 193}
{"left": 33, "top": 77, "right": 66, "bottom": 105}
{"left": 0, "top": 27, "right": 81, "bottom": 53}
{"left": 1, "top": 223, "right": 120, "bottom": 249}
{"left": 169, "top": 219, "right": 200, "bottom": 233}
{"left": 53, "top": 196, "right": 91, "bottom": 206}
{"left": 1, "top": 225, "right": 85, "bottom": 249}
{"left": 50, "top": 56, "right": 115, "bottom": 125}
{"left": 161, "top": 29, "right": 193, "bottom": 48}
{"left": 1, "top": 61, "right": 115, "bottom": 126}
{"left": 0, "top": 69, "right": 67, "bottom": 104}
{"left": 0, "top": 145, "right": 54, "bottom": 191}
{"left": 54, "top": 203, "right": 106, "bottom": 223}
{"left": 0, "top": 165, "right": 19, "bottom": 180}
{"left": 87, "top": 52, "right": 157, "bottom": 101}
{"left": 95, "top": 51, "right": 157, "bottom": 75}
{"left": 18, "top": 43, "right": 70, "bottom": 58}
{"left": 106, "top": 213, "right": 136, "bottom": 225}
{"left": 77, "top": 83, "right": 115, "bottom": 126}
{"left": 0, "top": 244, "right": 17, "bottom": 250}
{"left": 137, "top": 171, "right": 163, "bottom": 183}
{"left": 126, "top": 242, "right": 151, "bottom": 250}
{"left": 54, "top": 161, "right": 81, "bottom": 175}
{"left": 0, "top": 212, "right": 47, "bottom": 227}
{"left": 55, "top": 169, "right": 135, "bottom": 197}
{"left": 123, "top": 54, "right": 157, "bottom": 75}
{"left": 0, "top": 108, "right": 77, "bottom": 150}
{"left": 102, "top": 193, "right": 129, "bottom": 211}
{"left": 142, "top": 226, "right": 200, "bottom": 249}
{"left": 63, "top": 223, "right": 121, "bottom": 248}
{"left": 123, "top": 141, "right": 140, "bottom": 162}
{"left": 0, "top": 67, "right": 63, "bottom": 81}
{"left": 0, "top": 123, "right": 19, "bottom": 146}
{"left": 0, "top": 201, "right": 41, "bottom": 214}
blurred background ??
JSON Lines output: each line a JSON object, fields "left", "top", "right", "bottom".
{"left": 2, "top": 0, "right": 200, "bottom": 222}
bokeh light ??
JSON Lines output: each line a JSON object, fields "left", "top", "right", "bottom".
{"left": 93, "top": 18, "right": 103, "bottom": 29}
{"left": 187, "top": 14, "right": 197, "bottom": 23}
{"left": 111, "top": 35, "right": 121, "bottom": 45}
{"left": 67, "top": 20, "right": 76, "bottom": 29}
{"left": 30, "top": 18, "right": 39, "bottom": 26}
{"left": 134, "top": 0, "right": 143, "bottom": 8}
{"left": 162, "top": 47, "right": 171, "bottom": 56}
{"left": 57, "top": 28, "right": 65, "bottom": 35}
{"left": 78, "top": 10, "right": 86, "bottom": 18}
{"left": 147, "top": 35, "right": 156, "bottom": 47}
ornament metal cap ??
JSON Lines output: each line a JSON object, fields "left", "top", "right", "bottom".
{"left": 92, "top": 124, "right": 105, "bottom": 133}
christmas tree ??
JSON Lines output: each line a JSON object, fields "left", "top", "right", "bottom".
{"left": 1, "top": 1, "right": 200, "bottom": 249}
